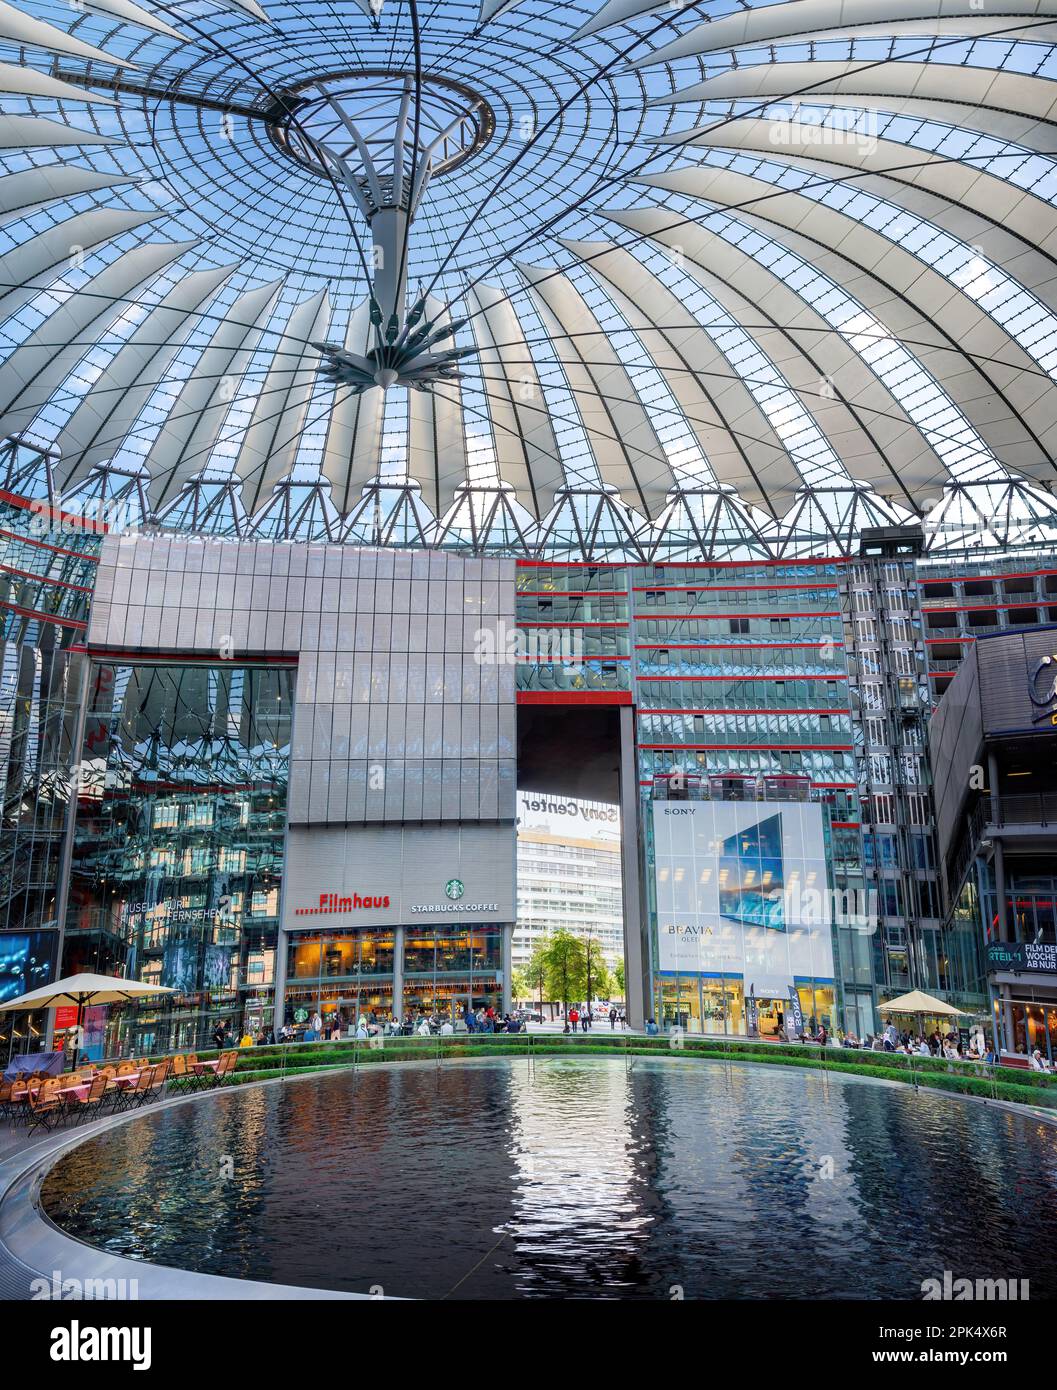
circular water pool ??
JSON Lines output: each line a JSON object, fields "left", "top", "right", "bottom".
{"left": 40, "top": 1057, "right": 1057, "bottom": 1300}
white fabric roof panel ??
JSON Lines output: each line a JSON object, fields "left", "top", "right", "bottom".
{"left": 319, "top": 297, "right": 385, "bottom": 514}
{"left": 605, "top": 206, "right": 947, "bottom": 505}
{"left": 673, "top": 122, "right": 1057, "bottom": 303}
{"left": 519, "top": 260, "right": 675, "bottom": 517}
{"left": 0, "top": 0, "right": 132, "bottom": 65}
{"left": 468, "top": 280, "right": 565, "bottom": 519}
{"left": 558, "top": 236, "right": 809, "bottom": 512}
{"left": 0, "top": 239, "right": 194, "bottom": 437}
{"left": 0, "top": 114, "right": 119, "bottom": 149}
{"left": 0, "top": 208, "right": 162, "bottom": 323}
{"left": 651, "top": 61, "right": 1057, "bottom": 128}
{"left": 407, "top": 297, "right": 468, "bottom": 514}
{"left": 572, "top": 0, "right": 668, "bottom": 41}
{"left": 634, "top": 0, "right": 1057, "bottom": 67}
{"left": 79, "top": 0, "right": 187, "bottom": 40}
{"left": 0, "top": 62, "right": 116, "bottom": 102}
{"left": 408, "top": 380, "right": 469, "bottom": 516}
{"left": 144, "top": 279, "right": 283, "bottom": 510}
{"left": 636, "top": 165, "right": 1057, "bottom": 479}
{"left": 54, "top": 262, "right": 237, "bottom": 487}
{"left": 238, "top": 287, "right": 331, "bottom": 511}
{"left": 0, "top": 166, "right": 132, "bottom": 225}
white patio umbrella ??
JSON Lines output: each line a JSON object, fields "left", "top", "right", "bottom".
{"left": 879, "top": 989, "right": 965, "bottom": 1040}
{"left": 0, "top": 972, "right": 175, "bottom": 1032}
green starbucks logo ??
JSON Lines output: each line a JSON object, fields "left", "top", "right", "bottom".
{"left": 445, "top": 878, "right": 465, "bottom": 901}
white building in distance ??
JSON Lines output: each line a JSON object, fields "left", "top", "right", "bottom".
{"left": 515, "top": 793, "right": 623, "bottom": 972}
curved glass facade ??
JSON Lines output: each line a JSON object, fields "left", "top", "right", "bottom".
{"left": 63, "top": 661, "right": 291, "bottom": 1052}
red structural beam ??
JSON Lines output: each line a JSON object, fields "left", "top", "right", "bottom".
{"left": 516, "top": 690, "right": 632, "bottom": 705}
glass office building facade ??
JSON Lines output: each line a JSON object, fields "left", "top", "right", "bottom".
{"left": 0, "top": 485, "right": 101, "bottom": 1058}
{"left": 0, "top": 513, "right": 1012, "bottom": 1053}
{"left": 63, "top": 661, "right": 292, "bottom": 1053}
{"left": 632, "top": 560, "right": 867, "bottom": 1036}
{"left": 517, "top": 553, "right": 989, "bottom": 1036}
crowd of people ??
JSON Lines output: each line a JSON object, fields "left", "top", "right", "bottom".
{"left": 213, "top": 1010, "right": 1042, "bottom": 1072}
{"left": 836, "top": 1022, "right": 993, "bottom": 1062}
{"left": 637, "top": 1016, "right": 1001, "bottom": 1063}
{"left": 268, "top": 1005, "right": 528, "bottom": 1042}
{"left": 562, "top": 1005, "right": 626, "bottom": 1033}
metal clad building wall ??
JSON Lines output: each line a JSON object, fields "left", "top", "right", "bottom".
{"left": 89, "top": 536, "right": 518, "bottom": 826}
{"left": 282, "top": 823, "right": 516, "bottom": 930}
{"left": 930, "top": 627, "right": 1057, "bottom": 865}
{"left": 929, "top": 642, "right": 982, "bottom": 867}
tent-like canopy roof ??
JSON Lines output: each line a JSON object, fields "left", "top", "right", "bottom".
{"left": 1, "top": 0, "right": 1056, "bottom": 555}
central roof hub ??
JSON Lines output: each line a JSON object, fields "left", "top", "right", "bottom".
{"left": 267, "top": 69, "right": 496, "bottom": 186}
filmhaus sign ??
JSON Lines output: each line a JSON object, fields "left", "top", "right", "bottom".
{"left": 297, "top": 881, "right": 499, "bottom": 919}
{"left": 294, "top": 891, "right": 392, "bottom": 918}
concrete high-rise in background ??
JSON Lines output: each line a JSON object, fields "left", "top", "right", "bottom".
{"left": 515, "top": 793, "right": 623, "bottom": 974}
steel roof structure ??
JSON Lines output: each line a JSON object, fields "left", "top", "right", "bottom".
{"left": 0, "top": 0, "right": 1056, "bottom": 557}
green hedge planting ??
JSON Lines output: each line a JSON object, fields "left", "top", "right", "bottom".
{"left": 158, "top": 1034, "right": 1057, "bottom": 1112}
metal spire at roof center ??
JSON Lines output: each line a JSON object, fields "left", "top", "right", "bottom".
{"left": 307, "top": 64, "right": 487, "bottom": 392}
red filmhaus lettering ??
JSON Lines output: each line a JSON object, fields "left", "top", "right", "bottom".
{"left": 293, "top": 890, "right": 391, "bottom": 916}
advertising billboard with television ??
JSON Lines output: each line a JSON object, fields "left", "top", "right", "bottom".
{"left": 651, "top": 801, "right": 835, "bottom": 997}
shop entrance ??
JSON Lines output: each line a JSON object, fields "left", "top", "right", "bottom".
{"left": 755, "top": 997, "right": 788, "bottom": 1041}
{"left": 1009, "top": 998, "right": 1057, "bottom": 1061}
{"left": 660, "top": 976, "right": 745, "bottom": 1035}
{"left": 658, "top": 978, "right": 834, "bottom": 1038}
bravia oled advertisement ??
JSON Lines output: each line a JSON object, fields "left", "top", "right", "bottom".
{"left": 652, "top": 801, "right": 835, "bottom": 995}
{"left": 718, "top": 812, "right": 785, "bottom": 931}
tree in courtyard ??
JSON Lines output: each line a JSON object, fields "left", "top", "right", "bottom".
{"left": 522, "top": 938, "right": 549, "bottom": 1015}
{"left": 614, "top": 958, "right": 626, "bottom": 998}
{"left": 543, "top": 929, "right": 587, "bottom": 1015}
{"left": 583, "top": 935, "right": 609, "bottom": 1004}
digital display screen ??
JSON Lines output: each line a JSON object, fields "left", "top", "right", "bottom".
{"left": 0, "top": 932, "right": 56, "bottom": 1003}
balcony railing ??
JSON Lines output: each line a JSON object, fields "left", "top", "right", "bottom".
{"left": 989, "top": 793, "right": 1057, "bottom": 829}
{"left": 947, "top": 794, "right": 1057, "bottom": 901}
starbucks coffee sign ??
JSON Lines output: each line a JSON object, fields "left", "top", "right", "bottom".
{"left": 410, "top": 880, "right": 499, "bottom": 915}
